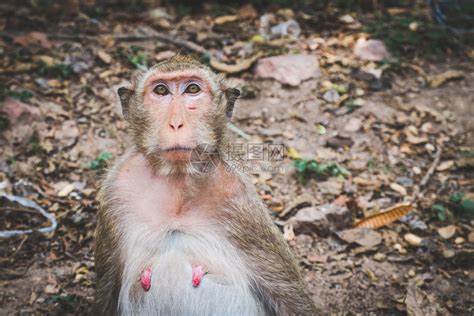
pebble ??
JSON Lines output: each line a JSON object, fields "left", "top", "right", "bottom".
{"left": 404, "top": 233, "right": 423, "bottom": 246}
{"left": 454, "top": 237, "right": 465, "bottom": 244}
{"left": 374, "top": 253, "right": 386, "bottom": 262}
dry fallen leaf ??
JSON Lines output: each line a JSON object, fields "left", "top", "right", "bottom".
{"left": 210, "top": 53, "right": 261, "bottom": 74}
{"left": 14, "top": 32, "right": 52, "bottom": 49}
{"left": 390, "top": 182, "right": 407, "bottom": 196}
{"left": 287, "top": 147, "right": 301, "bottom": 160}
{"left": 97, "top": 50, "right": 112, "bottom": 64}
{"left": 437, "top": 225, "right": 456, "bottom": 239}
{"left": 436, "top": 160, "right": 454, "bottom": 171}
{"left": 429, "top": 70, "right": 464, "bottom": 88}
{"left": 214, "top": 15, "right": 239, "bottom": 25}
{"left": 57, "top": 183, "right": 75, "bottom": 197}
{"left": 354, "top": 203, "right": 414, "bottom": 229}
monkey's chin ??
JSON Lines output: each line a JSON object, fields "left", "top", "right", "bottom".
{"left": 163, "top": 149, "right": 193, "bottom": 162}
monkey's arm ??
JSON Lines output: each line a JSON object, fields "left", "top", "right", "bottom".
{"left": 224, "top": 182, "right": 319, "bottom": 315}
{"left": 93, "top": 208, "right": 123, "bottom": 315}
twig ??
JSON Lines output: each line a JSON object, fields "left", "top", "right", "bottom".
{"left": 411, "top": 146, "right": 442, "bottom": 201}
{"left": 11, "top": 235, "right": 28, "bottom": 258}
{"left": 0, "top": 192, "right": 57, "bottom": 238}
{"left": 0, "top": 206, "right": 39, "bottom": 214}
{"left": 228, "top": 122, "right": 251, "bottom": 141}
{"left": 420, "top": 146, "right": 442, "bottom": 187}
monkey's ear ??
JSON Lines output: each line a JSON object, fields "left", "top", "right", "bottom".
{"left": 117, "top": 87, "right": 134, "bottom": 120}
{"left": 224, "top": 88, "right": 240, "bottom": 119}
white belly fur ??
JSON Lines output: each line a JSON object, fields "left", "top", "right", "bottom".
{"left": 118, "top": 225, "right": 262, "bottom": 316}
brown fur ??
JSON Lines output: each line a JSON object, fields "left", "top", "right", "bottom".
{"left": 94, "top": 55, "right": 318, "bottom": 315}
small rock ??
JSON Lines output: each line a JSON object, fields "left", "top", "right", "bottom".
{"left": 404, "top": 233, "right": 423, "bottom": 246}
{"left": 344, "top": 117, "right": 362, "bottom": 132}
{"left": 255, "top": 54, "right": 321, "bottom": 86}
{"left": 400, "top": 213, "right": 428, "bottom": 231}
{"left": 413, "top": 166, "right": 422, "bottom": 175}
{"left": 408, "top": 269, "right": 416, "bottom": 277}
{"left": 322, "top": 89, "right": 340, "bottom": 102}
{"left": 374, "top": 253, "right": 386, "bottom": 261}
{"left": 443, "top": 249, "right": 455, "bottom": 258}
{"left": 425, "top": 143, "right": 435, "bottom": 151}
{"left": 337, "top": 228, "right": 382, "bottom": 248}
{"left": 354, "top": 38, "right": 389, "bottom": 61}
{"left": 454, "top": 237, "right": 465, "bottom": 244}
{"left": 396, "top": 176, "right": 414, "bottom": 187}
{"left": 287, "top": 203, "right": 352, "bottom": 237}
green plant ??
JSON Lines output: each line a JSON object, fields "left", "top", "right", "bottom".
{"left": 0, "top": 86, "right": 33, "bottom": 102}
{"left": 293, "top": 159, "right": 350, "bottom": 183}
{"left": 128, "top": 46, "right": 148, "bottom": 69}
{"left": 87, "top": 151, "right": 112, "bottom": 170}
{"left": 363, "top": 14, "right": 463, "bottom": 58}
{"left": 37, "top": 61, "right": 74, "bottom": 79}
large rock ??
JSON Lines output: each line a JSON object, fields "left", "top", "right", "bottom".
{"left": 287, "top": 203, "right": 353, "bottom": 237}
{"left": 0, "top": 98, "right": 45, "bottom": 143}
{"left": 255, "top": 54, "right": 321, "bottom": 86}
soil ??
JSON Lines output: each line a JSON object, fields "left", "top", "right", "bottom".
{"left": 0, "top": 3, "right": 473, "bottom": 315}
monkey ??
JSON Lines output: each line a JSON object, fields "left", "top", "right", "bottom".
{"left": 94, "top": 54, "right": 318, "bottom": 315}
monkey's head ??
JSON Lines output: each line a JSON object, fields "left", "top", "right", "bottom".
{"left": 118, "top": 55, "right": 240, "bottom": 176}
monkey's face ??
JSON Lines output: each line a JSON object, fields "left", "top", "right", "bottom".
{"left": 136, "top": 69, "right": 222, "bottom": 170}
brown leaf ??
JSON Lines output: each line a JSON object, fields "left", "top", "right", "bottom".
{"left": 429, "top": 70, "right": 464, "bottom": 88}
{"left": 210, "top": 53, "right": 261, "bottom": 74}
{"left": 14, "top": 32, "right": 52, "bottom": 49}
{"left": 353, "top": 203, "right": 414, "bottom": 229}
{"left": 214, "top": 15, "right": 239, "bottom": 25}
{"left": 97, "top": 50, "right": 112, "bottom": 64}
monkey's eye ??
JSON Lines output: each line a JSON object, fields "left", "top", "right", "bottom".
{"left": 153, "top": 84, "right": 169, "bottom": 96}
{"left": 185, "top": 83, "right": 201, "bottom": 94}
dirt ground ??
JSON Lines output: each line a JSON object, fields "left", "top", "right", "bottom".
{"left": 0, "top": 2, "right": 473, "bottom": 315}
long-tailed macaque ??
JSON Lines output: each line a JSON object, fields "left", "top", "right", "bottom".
{"left": 94, "top": 55, "right": 318, "bottom": 315}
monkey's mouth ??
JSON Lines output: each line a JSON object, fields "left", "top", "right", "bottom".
{"left": 162, "top": 146, "right": 194, "bottom": 161}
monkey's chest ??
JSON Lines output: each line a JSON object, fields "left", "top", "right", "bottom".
{"left": 118, "top": 228, "right": 261, "bottom": 315}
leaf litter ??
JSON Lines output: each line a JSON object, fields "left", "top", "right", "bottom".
{"left": 0, "top": 1, "right": 473, "bottom": 314}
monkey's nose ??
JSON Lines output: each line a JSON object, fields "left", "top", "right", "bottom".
{"left": 169, "top": 122, "right": 184, "bottom": 131}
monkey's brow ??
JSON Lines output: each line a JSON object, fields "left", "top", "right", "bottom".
{"left": 149, "top": 75, "right": 207, "bottom": 84}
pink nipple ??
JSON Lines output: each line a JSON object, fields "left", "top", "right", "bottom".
{"left": 140, "top": 267, "right": 152, "bottom": 291}
{"left": 192, "top": 265, "right": 206, "bottom": 287}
